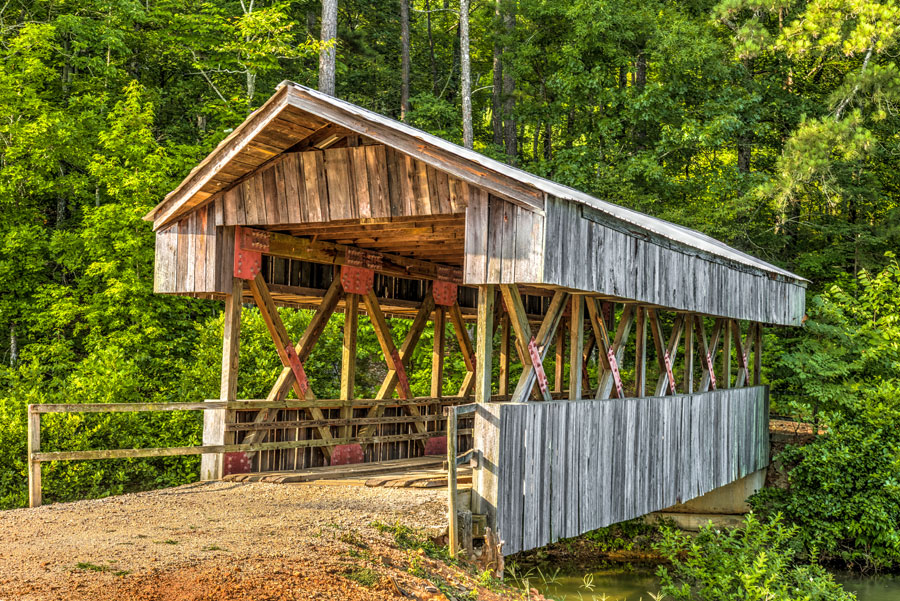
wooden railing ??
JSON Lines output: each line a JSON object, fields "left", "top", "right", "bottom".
{"left": 26, "top": 397, "right": 475, "bottom": 508}
{"left": 445, "top": 403, "right": 476, "bottom": 558}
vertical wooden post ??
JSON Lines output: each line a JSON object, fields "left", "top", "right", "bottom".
{"left": 28, "top": 406, "right": 41, "bottom": 508}
{"left": 341, "top": 294, "right": 359, "bottom": 438}
{"left": 498, "top": 312, "right": 510, "bottom": 396}
{"left": 202, "top": 276, "right": 242, "bottom": 481}
{"left": 431, "top": 306, "right": 446, "bottom": 398}
{"left": 475, "top": 286, "right": 495, "bottom": 403}
{"left": 554, "top": 319, "right": 565, "bottom": 394}
{"left": 723, "top": 319, "right": 732, "bottom": 389}
{"left": 569, "top": 296, "right": 584, "bottom": 400}
{"left": 753, "top": 323, "right": 763, "bottom": 386}
{"left": 683, "top": 313, "right": 694, "bottom": 394}
{"left": 634, "top": 307, "right": 647, "bottom": 397}
{"left": 447, "top": 407, "right": 459, "bottom": 557}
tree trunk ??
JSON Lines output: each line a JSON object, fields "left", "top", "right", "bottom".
{"left": 635, "top": 52, "right": 646, "bottom": 90}
{"left": 400, "top": 0, "right": 410, "bottom": 119}
{"left": 491, "top": 0, "right": 503, "bottom": 146}
{"left": 501, "top": 0, "right": 517, "bottom": 163}
{"left": 737, "top": 139, "right": 751, "bottom": 173}
{"left": 9, "top": 323, "right": 17, "bottom": 367}
{"left": 425, "top": 0, "right": 439, "bottom": 95}
{"left": 319, "top": 0, "right": 338, "bottom": 96}
{"left": 460, "top": 0, "right": 473, "bottom": 149}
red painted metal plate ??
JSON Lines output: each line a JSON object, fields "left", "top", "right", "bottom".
{"left": 284, "top": 344, "right": 309, "bottom": 397}
{"left": 607, "top": 348, "right": 624, "bottom": 398}
{"left": 223, "top": 452, "right": 252, "bottom": 476}
{"left": 433, "top": 281, "right": 458, "bottom": 306}
{"left": 528, "top": 338, "right": 549, "bottom": 396}
{"left": 331, "top": 444, "right": 364, "bottom": 466}
{"left": 424, "top": 436, "right": 447, "bottom": 456}
{"left": 340, "top": 265, "right": 375, "bottom": 295}
{"left": 390, "top": 348, "right": 412, "bottom": 399}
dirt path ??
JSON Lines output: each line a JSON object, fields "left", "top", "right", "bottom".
{"left": 0, "top": 481, "right": 529, "bottom": 601}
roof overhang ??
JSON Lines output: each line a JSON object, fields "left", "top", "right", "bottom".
{"left": 146, "top": 81, "right": 808, "bottom": 286}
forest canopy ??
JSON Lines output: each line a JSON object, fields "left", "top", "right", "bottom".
{"left": 0, "top": 0, "right": 899, "bottom": 568}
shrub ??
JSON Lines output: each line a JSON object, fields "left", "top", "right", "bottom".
{"left": 654, "top": 514, "right": 855, "bottom": 601}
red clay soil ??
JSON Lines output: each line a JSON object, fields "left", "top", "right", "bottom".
{"left": 1, "top": 481, "right": 542, "bottom": 601}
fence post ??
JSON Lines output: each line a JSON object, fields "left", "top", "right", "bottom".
{"left": 447, "top": 406, "right": 458, "bottom": 558}
{"left": 28, "top": 406, "right": 41, "bottom": 508}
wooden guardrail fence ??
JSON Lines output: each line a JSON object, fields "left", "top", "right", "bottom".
{"left": 26, "top": 396, "right": 475, "bottom": 508}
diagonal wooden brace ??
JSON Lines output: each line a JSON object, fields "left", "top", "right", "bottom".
{"left": 283, "top": 344, "right": 309, "bottom": 398}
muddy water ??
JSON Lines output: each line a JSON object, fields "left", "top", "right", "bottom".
{"left": 534, "top": 569, "right": 900, "bottom": 600}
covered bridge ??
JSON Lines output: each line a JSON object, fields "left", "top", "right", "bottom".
{"left": 145, "top": 81, "right": 807, "bottom": 555}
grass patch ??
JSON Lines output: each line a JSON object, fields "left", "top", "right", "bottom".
{"left": 371, "top": 520, "right": 451, "bottom": 562}
{"left": 203, "top": 545, "right": 226, "bottom": 551}
{"left": 155, "top": 539, "right": 179, "bottom": 545}
{"left": 75, "top": 562, "right": 112, "bottom": 573}
{"left": 344, "top": 566, "right": 380, "bottom": 587}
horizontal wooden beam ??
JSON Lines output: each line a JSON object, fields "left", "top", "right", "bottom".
{"left": 32, "top": 430, "right": 473, "bottom": 463}
{"left": 253, "top": 229, "right": 464, "bottom": 283}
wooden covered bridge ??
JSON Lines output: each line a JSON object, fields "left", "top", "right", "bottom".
{"left": 27, "top": 81, "right": 807, "bottom": 556}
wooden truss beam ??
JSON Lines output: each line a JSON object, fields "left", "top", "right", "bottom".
{"left": 590, "top": 300, "right": 633, "bottom": 400}
{"left": 648, "top": 310, "right": 684, "bottom": 397}
{"left": 696, "top": 317, "right": 724, "bottom": 392}
{"left": 447, "top": 302, "right": 477, "bottom": 397}
{"left": 246, "top": 273, "right": 334, "bottom": 457}
{"left": 501, "top": 285, "right": 569, "bottom": 403}
{"left": 358, "top": 289, "right": 435, "bottom": 443}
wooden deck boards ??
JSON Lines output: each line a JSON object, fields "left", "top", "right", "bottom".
{"left": 222, "top": 456, "right": 472, "bottom": 489}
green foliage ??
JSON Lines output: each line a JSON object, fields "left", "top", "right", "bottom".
{"left": 343, "top": 565, "right": 381, "bottom": 587}
{"left": 756, "top": 259, "right": 900, "bottom": 570}
{"left": 371, "top": 520, "right": 453, "bottom": 562}
{"left": 654, "top": 514, "right": 855, "bottom": 601}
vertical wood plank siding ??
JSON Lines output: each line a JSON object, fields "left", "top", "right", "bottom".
{"left": 215, "top": 146, "right": 466, "bottom": 227}
{"left": 154, "top": 206, "right": 234, "bottom": 295}
{"left": 473, "top": 386, "right": 770, "bottom": 555}
{"left": 542, "top": 196, "right": 806, "bottom": 325}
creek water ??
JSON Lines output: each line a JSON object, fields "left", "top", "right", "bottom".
{"left": 533, "top": 568, "right": 900, "bottom": 600}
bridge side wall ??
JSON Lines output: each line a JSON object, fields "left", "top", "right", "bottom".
{"left": 472, "top": 386, "right": 769, "bottom": 555}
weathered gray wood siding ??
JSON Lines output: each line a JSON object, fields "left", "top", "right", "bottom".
{"left": 539, "top": 196, "right": 806, "bottom": 325}
{"left": 472, "top": 386, "right": 770, "bottom": 555}
{"left": 463, "top": 190, "right": 544, "bottom": 284}
{"left": 154, "top": 213, "right": 234, "bottom": 295}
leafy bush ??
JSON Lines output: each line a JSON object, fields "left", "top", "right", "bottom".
{"left": 756, "top": 258, "right": 900, "bottom": 571}
{"left": 654, "top": 514, "right": 855, "bottom": 601}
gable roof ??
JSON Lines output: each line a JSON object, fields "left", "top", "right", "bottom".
{"left": 146, "top": 81, "right": 806, "bottom": 284}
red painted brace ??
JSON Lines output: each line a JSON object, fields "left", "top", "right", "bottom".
{"left": 390, "top": 348, "right": 412, "bottom": 399}
{"left": 284, "top": 344, "right": 309, "bottom": 397}
{"left": 663, "top": 349, "right": 676, "bottom": 394}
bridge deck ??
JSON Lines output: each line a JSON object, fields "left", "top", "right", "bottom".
{"left": 223, "top": 456, "right": 473, "bottom": 490}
